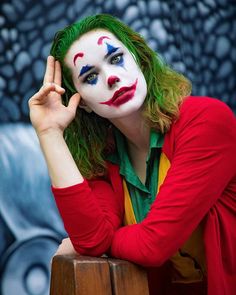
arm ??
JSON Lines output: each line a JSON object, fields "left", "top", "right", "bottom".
{"left": 28, "top": 56, "right": 82, "bottom": 188}
{"left": 29, "top": 57, "right": 123, "bottom": 255}
{"left": 38, "top": 129, "right": 84, "bottom": 187}
{"left": 52, "top": 171, "right": 124, "bottom": 256}
{"left": 110, "top": 98, "right": 236, "bottom": 266}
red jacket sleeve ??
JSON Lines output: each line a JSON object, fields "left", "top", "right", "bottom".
{"left": 110, "top": 97, "right": 236, "bottom": 267}
{"left": 52, "top": 163, "right": 124, "bottom": 256}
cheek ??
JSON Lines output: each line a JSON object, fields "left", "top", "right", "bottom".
{"left": 76, "top": 82, "right": 106, "bottom": 103}
{"left": 125, "top": 59, "right": 141, "bottom": 76}
{"left": 72, "top": 77, "right": 95, "bottom": 99}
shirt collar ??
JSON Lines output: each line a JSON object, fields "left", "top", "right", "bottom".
{"left": 107, "top": 128, "right": 164, "bottom": 189}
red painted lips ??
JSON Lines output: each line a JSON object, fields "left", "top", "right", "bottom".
{"left": 100, "top": 79, "right": 138, "bottom": 107}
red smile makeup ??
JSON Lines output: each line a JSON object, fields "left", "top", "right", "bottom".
{"left": 100, "top": 79, "right": 138, "bottom": 107}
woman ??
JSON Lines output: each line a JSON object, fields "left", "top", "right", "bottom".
{"left": 29, "top": 14, "right": 236, "bottom": 295}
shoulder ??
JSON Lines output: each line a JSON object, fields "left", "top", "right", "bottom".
{"left": 179, "top": 96, "right": 234, "bottom": 120}
{"left": 180, "top": 96, "right": 232, "bottom": 115}
{"left": 174, "top": 96, "right": 236, "bottom": 132}
{"left": 163, "top": 96, "right": 236, "bottom": 157}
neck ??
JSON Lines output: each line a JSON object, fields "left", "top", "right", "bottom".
{"left": 110, "top": 110, "right": 150, "bottom": 152}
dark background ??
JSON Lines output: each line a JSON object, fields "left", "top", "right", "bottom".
{"left": 0, "top": 0, "right": 235, "bottom": 294}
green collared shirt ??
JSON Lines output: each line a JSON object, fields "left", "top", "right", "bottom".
{"left": 107, "top": 128, "right": 164, "bottom": 223}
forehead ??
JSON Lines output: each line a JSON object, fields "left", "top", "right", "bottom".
{"left": 65, "top": 29, "right": 125, "bottom": 66}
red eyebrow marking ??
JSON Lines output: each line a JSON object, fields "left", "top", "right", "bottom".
{"left": 73, "top": 52, "right": 84, "bottom": 66}
{"left": 97, "top": 36, "right": 110, "bottom": 45}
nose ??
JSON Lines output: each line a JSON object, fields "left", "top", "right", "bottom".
{"left": 107, "top": 75, "right": 120, "bottom": 88}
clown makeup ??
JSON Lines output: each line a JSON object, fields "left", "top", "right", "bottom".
{"left": 65, "top": 29, "right": 147, "bottom": 119}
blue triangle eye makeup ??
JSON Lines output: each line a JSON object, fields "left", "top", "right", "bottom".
{"left": 105, "top": 43, "right": 119, "bottom": 57}
{"left": 110, "top": 53, "right": 124, "bottom": 68}
{"left": 85, "top": 73, "right": 98, "bottom": 85}
{"left": 105, "top": 43, "right": 125, "bottom": 68}
{"left": 78, "top": 65, "right": 98, "bottom": 85}
{"left": 79, "top": 65, "right": 94, "bottom": 77}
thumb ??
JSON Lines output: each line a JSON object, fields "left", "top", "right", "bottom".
{"left": 67, "top": 93, "right": 81, "bottom": 114}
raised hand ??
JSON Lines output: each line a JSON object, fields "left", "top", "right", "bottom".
{"left": 28, "top": 56, "right": 81, "bottom": 135}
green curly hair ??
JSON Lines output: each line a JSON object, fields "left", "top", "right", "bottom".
{"left": 50, "top": 14, "right": 191, "bottom": 179}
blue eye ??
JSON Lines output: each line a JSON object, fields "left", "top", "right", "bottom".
{"left": 110, "top": 53, "right": 124, "bottom": 66}
{"left": 84, "top": 72, "right": 98, "bottom": 85}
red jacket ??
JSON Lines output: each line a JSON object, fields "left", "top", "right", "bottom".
{"left": 53, "top": 97, "right": 236, "bottom": 295}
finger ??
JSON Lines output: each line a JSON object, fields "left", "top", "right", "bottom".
{"left": 67, "top": 93, "right": 81, "bottom": 114}
{"left": 54, "top": 60, "right": 62, "bottom": 86}
{"left": 40, "top": 82, "right": 64, "bottom": 95}
{"left": 29, "top": 83, "right": 64, "bottom": 103}
{"left": 43, "top": 56, "right": 55, "bottom": 84}
{"left": 29, "top": 83, "right": 55, "bottom": 103}
{"left": 53, "top": 83, "right": 65, "bottom": 94}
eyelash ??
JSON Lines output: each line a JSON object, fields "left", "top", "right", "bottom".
{"left": 110, "top": 53, "right": 124, "bottom": 65}
{"left": 83, "top": 53, "right": 124, "bottom": 84}
{"left": 83, "top": 72, "right": 98, "bottom": 84}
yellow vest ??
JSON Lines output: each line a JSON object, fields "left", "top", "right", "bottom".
{"left": 123, "top": 152, "right": 206, "bottom": 283}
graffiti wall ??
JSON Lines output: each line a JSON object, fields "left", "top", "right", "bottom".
{"left": 0, "top": 0, "right": 235, "bottom": 294}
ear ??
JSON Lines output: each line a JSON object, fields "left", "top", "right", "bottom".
{"left": 79, "top": 100, "right": 93, "bottom": 113}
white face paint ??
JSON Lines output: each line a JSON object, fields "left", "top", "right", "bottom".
{"left": 65, "top": 29, "right": 147, "bottom": 119}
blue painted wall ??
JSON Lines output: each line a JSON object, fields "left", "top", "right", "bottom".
{"left": 0, "top": 0, "right": 235, "bottom": 294}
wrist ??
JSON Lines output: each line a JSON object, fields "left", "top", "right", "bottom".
{"left": 37, "top": 127, "right": 64, "bottom": 142}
